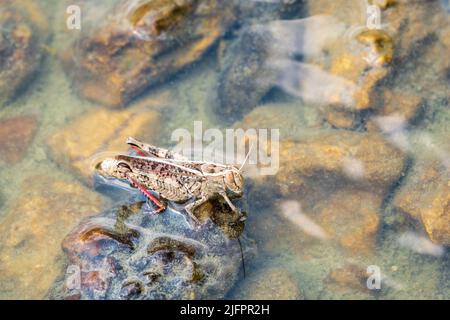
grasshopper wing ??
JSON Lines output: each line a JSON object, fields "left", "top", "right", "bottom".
{"left": 126, "top": 137, "right": 188, "bottom": 160}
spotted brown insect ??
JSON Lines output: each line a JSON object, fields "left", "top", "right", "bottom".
{"left": 96, "top": 137, "right": 247, "bottom": 225}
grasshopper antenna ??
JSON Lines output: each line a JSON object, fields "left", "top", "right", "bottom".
{"left": 239, "top": 142, "right": 254, "bottom": 172}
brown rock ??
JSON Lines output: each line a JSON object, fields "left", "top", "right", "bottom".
{"left": 367, "top": 90, "right": 423, "bottom": 131}
{"left": 314, "top": 189, "right": 381, "bottom": 254}
{"left": 307, "top": 0, "right": 366, "bottom": 26}
{"left": 381, "top": 89, "right": 423, "bottom": 119}
{"left": 308, "top": 0, "right": 449, "bottom": 116}
{"left": 377, "top": 3, "right": 450, "bottom": 102}
{"left": 47, "top": 106, "right": 161, "bottom": 183}
{"left": 306, "top": 0, "right": 391, "bottom": 112}
{"left": 63, "top": 0, "right": 235, "bottom": 107}
{"left": 383, "top": 1, "right": 447, "bottom": 58}
{"left": 368, "top": 0, "right": 396, "bottom": 10}
{"left": 275, "top": 130, "right": 406, "bottom": 193}
{"left": 394, "top": 159, "right": 450, "bottom": 245}
{"left": 321, "top": 48, "right": 389, "bottom": 111}
{"left": 0, "top": 115, "right": 38, "bottom": 164}
{"left": 246, "top": 128, "right": 403, "bottom": 255}
{"left": 238, "top": 103, "right": 322, "bottom": 140}
{"left": 248, "top": 187, "right": 381, "bottom": 255}
{"left": 309, "top": 0, "right": 446, "bottom": 61}
{"left": 250, "top": 130, "right": 403, "bottom": 255}
{"left": 320, "top": 107, "right": 358, "bottom": 129}
{"left": 0, "top": 175, "right": 104, "bottom": 299}
{"left": 352, "top": 68, "right": 389, "bottom": 111}
{"left": 326, "top": 264, "right": 371, "bottom": 292}
{"left": 356, "top": 29, "right": 393, "bottom": 65}
{"left": 323, "top": 263, "right": 375, "bottom": 299}
{"left": 216, "top": 26, "right": 276, "bottom": 122}
{"left": 0, "top": 0, "right": 49, "bottom": 105}
{"left": 230, "top": 267, "right": 304, "bottom": 300}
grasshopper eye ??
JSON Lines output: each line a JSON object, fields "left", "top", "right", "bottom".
{"left": 234, "top": 172, "right": 244, "bottom": 189}
{"left": 225, "top": 171, "right": 235, "bottom": 185}
{"left": 225, "top": 171, "right": 244, "bottom": 195}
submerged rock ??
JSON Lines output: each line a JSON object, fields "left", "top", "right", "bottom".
{"left": 216, "top": 26, "right": 276, "bottom": 123}
{"left": 215, "top": 9, "right": 394, "bottom": 122}
{"left": 234, "top": 0, "right": 306, "bottom": 22}
{"left": 273, "top": 130, "right": 407, "bottom": 193}
{"left": 307, "top": 0, "right": 450, "bottom": 128}
{"left": 238, "top": 103, "right": 322, "bottom": 140}
{"left": 242, "top": 124, "right": 406, "bottom": 254}
{"left": 366, "top": 90, "right": 424, "bottom": 132}
{"left": 0, "top": 115, "right": 39, "bottom": 164}
{"left": 320, "top": 107, "right": 360, "bottom": 130}
{"left": 323, "top": 264, "right": 374, "bottom": 299}
{"left": 394, "top": 158, "right": 450, "bottom": 246}
{"left": 63, "top": 0, "right": 235, "bottom": 107}
{"left": 313, "top": 189, "right": 381, "bottom": 254}
{"left": 229, "top": 267, "right": 304, "bottom": 300}
{"left": 0, "top": 175, "right": 104, "bottom": 300}
{"left": 0, "top": 1, "right": 49, "bottom": 106}
{"left": 49, "top": 195, "right": 252, "bottom": 300}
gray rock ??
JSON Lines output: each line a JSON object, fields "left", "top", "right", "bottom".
{"left": 49, "top": 195, "right": 254, "bottom": 300}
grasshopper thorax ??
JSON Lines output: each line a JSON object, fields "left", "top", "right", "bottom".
{"left": 200, "top": 164, "right": 244, "bottom": 197}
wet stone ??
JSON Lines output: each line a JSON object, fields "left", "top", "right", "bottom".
{"left": 0, "top": 115, "right": 38, "bottom": 164}
{"left": 326, "top": 264, "right": 370, "bottom": 291}
{"left": 229, "top": 267, "right": 304, "bottom": 300}
{"left": 244, "top": 128, "right": 405, "bottom": 255}
{"left": 0, "top": 175, "right": 104, "bottom": 299}
{"left": 305, "top": 0, "right": 392, "bottom": 111}
{"left": 216, "top": 2, "right": 394, "bottom": 120}
{"left": 393, "top": 158, "right": 450, "bottom": 246}
{"left": 216, "top": 26, "right": 277, "bottom": 122}
{"left": 63, "top": 0, "right": 235, "bottom": 107}
{"left": 49, "top": 195, "right": 254, "bottom": 300}
{"left": 0, "top": 0, "right": 49, "bottom": 106}
{"left": 320, "top": 107, "right": 360, "bottom": 130}
{"left": 237, "top": 103, "right": 322, "bottom": 140}
{"left": 273, "top": 130, "right": 407, "bottom": 193}
{"left": 234, "top": 0, "right": 305, "bottom": 22}
{"left": 323, "top": 264, "right": 374, "bottom": 299}
{"left": 366, "top": 90, "right": 424, "bottom": 132}
{"left": 306, "top": 0, "right": 449, "bottom": 126}
{"left": 313, "top": 189, "right": 382, "bottom": 254}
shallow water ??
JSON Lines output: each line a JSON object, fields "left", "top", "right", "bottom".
{"left": 0, "top": 0, "right": 449, "bottom": 299}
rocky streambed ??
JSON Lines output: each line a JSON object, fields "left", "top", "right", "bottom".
{"left": 0, "top": 0, "right": 448, "bottom": 300}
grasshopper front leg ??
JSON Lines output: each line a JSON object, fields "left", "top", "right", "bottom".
{"left": 219, "top": 192, "right": 239, "bottom": 214}
{"left": 184, "top": 197, "right": 209, "bottom": 225}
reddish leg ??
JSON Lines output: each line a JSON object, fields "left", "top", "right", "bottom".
{"left": 130, "top": 145, "right": 148, "bottom": 157}
{"left": 126, "top": 174, "right": 166, "bottom": 214}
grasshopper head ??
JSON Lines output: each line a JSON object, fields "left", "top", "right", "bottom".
{"left": 95, "top": 158, "right": 132, "bottom": 180}
{"left": 224, "top": 167, "right": 244, "bottom": 197}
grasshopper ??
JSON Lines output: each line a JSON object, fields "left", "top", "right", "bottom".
{"left": 96, "top": 137, "right": 247, "bottom": 224}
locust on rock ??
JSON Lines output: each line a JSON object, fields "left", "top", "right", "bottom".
{"left": 96, "top": 137, "right": 247, "bottom": 225}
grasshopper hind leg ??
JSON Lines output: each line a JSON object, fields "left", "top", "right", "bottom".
{"left": 126, "top": 174, "right": 166, "bottom": 214}
{"left": 142, "top": 199, "right": 167, "bottom": 215}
